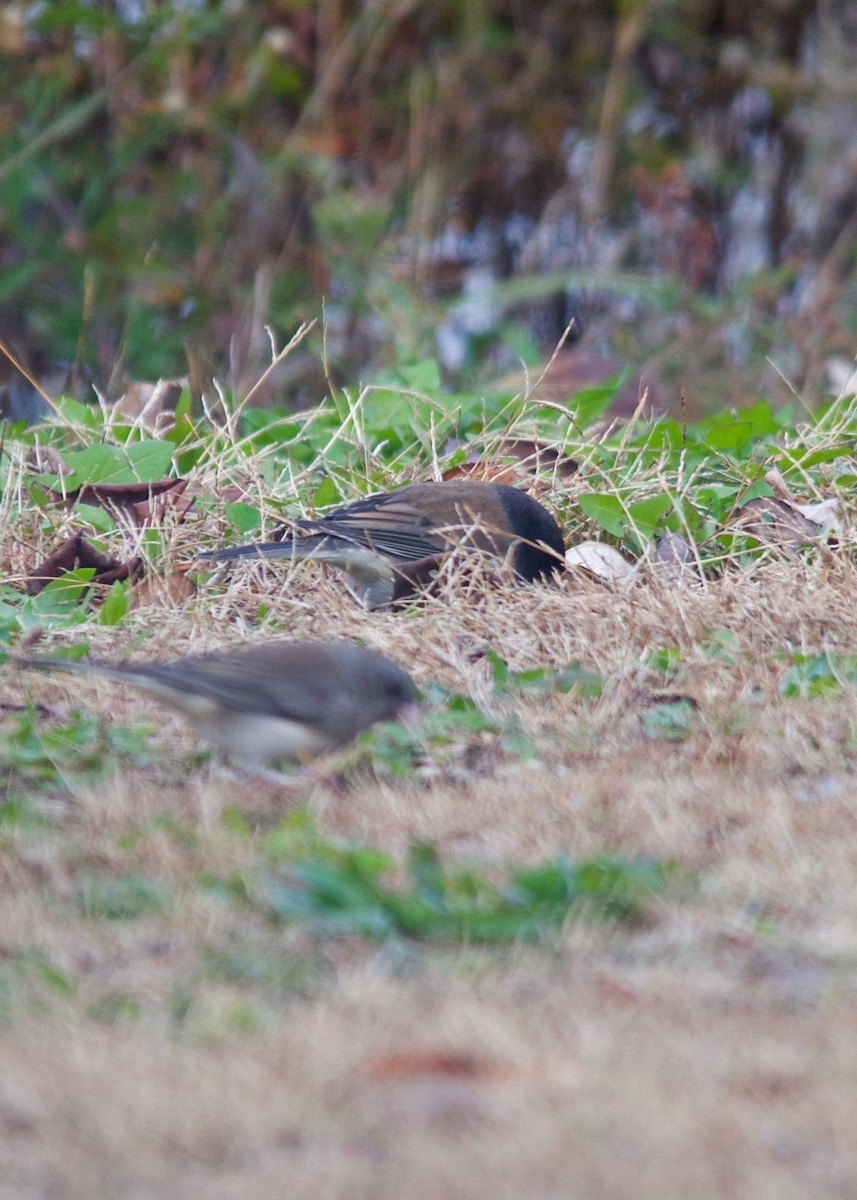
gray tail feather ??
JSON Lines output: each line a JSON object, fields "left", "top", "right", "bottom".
{"left": 197, "top": 533, "right": 385, "bottom": 567}
{"left": 196, "top": 534, "right": 338, "bottom": 563}
{"left": 9, "top": 653, "right": 126, "bottom": 681}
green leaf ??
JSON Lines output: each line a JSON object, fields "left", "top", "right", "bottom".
{"left": 251, "top": 826, "right": 679, "bottom": 943}
{"left": 24, "top": 569, "right": 95, "bottom": 622}
{"left": 578, "top": 492, "right": 673, "bottom": 541}
{"left": 577, "top": 493, "right": 627, "bottom": 538}
{"left": 78, "top": 876, "right": 171, "bottom": 920}
{"left": 628, "top": 494, "right": 675, "bottom": 535}
{"left": 778, "top": 653, "right": 853, "bottom": 699}
{"left": 641, "top": 700, "right": 696, "bottom": 741}
{"left": 75, "top": 502, "right": 117, "bottom": 533}
{"left": 486, "top": 654, "right": 603, "bottom": 699}
{"left": 399, "top": 359, "right": 441, "bottom": 391}
{"left": 224, "top": 501, "right": 262, "bottom": 534}
{"left": 97, "top": 580, "right": 129, "bottom": 626}
{"left": 313, "top": 475, "right": 341, "bottom": 508}
{"left": 568, "top": 373, "right": 627, "bottom": 427}
{"left": 739, "top": 480, "right": 774, "bottom": 503}
{"left": 36, "top": 441, "right": 176, "bottom": 489}
{"left": 124, "top": 439, "right": 177, "bottom": 479}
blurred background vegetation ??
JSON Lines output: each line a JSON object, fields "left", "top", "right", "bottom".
{"left": 1, "top": 0, "right": 855, "bottom": 420}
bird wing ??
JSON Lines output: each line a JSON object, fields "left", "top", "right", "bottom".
{"left": 12, "top": 650, "right": 336, "bottom": 729}
{"left": 291, "top": 495, "right": 446, "bottom": 563}
{"left": 131, "top": 652, "right": 337, "bottom": 728}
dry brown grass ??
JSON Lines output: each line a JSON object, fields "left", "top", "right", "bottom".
{"left": 4, "top": 499, "right": 857, "bottom": 1196}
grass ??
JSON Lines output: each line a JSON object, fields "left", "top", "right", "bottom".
{"left": 2, "top": 366, "right": 857, "bottom": 1196}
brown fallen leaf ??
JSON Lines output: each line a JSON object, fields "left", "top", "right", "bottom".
{"left": 218, "top": 484, "right": 254, "bottom": 505}
{"left": 28, "top": 446, "right": 74, "bottom": 477}
{"left": 366, "top": 1050, "right": 505, "bottom": 1081}
{"left": 27, "top": 534, "right": 142, "bottom": 596}
{"left": 390, "top": 554, "right": 445, "bottom": 604}
{"left": 490, "top": 348, "right": 666, "bottom": 420}
{"left": 41, "top": 477, "right": 195, "bottom": 530}
{"left": 763, "top": 468, "right": 842, "bottom": 535}
{"left": 653, "top": 531, "right": 700, "bottom": 588}
{"left": 73, "top": 477, "right": 190, "bottom": 516}
{"left": 443, "top": 437, "right": 578, "bottom": 483}
{"left": 642, "top": 691, "right": 700, "bottom": 710}
{"left": 110, "top": 378, "right": 186, "bottom": 434}
{"left": 496, "top": 438, "right": 579, "bottom": 479}
{"left": 789, "top": 496, "right": 841, "bottom": 535}
{"left": 594, "top": 973, "right": 641, "bottom": 1005}
{"left": 736, "top": 496, "right": 821, "bottom": 552}
{"left": 120, "top": 487, "right": 196, "bottom": 528}
{"left": 0, "top": 700, "right": 69, "bottom": 721}
{"left": 129, "top": 571, "right": 197, "bottom": 609}
{"left": 442, "top": 460, "right": 527, "bottom": 484}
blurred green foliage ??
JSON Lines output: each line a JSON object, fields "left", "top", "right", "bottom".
{"left": 0, "top": 0, "right": 826, "bottom": 411}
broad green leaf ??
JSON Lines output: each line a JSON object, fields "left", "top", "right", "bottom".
{"left": 568, "top": 374, "right": 626, "bottom": 427}
{"left": 313, "top": 475, "right": 341, "bottom": 508}
{"left": 578, "top": 492, "right": 672, "bottom": 540}
{"left": 399, "top": 359, "right": 441, "bottom": 391}
{"left": 25, "top": 569, "right": 95, "bottom": 621}
{"left": 224, "top": 501, "right": 262, "bottom": 534}
{"left": 97, "top": 580, "right": 129, "bottom": 626}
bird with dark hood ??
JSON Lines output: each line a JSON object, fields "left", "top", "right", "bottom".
{"left": 11, "top": 640, "right": 416, "bottom": 768}
{"left": 196, "top": 480, "right": 566, "bottom": 608}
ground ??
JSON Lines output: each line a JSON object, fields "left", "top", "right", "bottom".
{"left": 3, "top": 550, "right": 857, "bottom": 1199}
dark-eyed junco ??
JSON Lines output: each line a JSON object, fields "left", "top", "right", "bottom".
{"left": 197, "top": 480, "right": 566, "bottom": 608}
{"left": 11, "top": 640, "right": 416, "bottom": 767}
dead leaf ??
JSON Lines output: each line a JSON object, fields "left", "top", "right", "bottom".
{"left": 26, "top": 537, "right": 78, "bottom": 591}
{"left": 129, "top": 572, "right": 197, "bottom": 609}
{"left": 390, "top": 554, "right": 445, "bottom": 605}
{"left": 762, "top": 470, "right": 842, "bottom": 536}
{"left": 489, "top": 349, "right": 665, "bottom": 420}
{"left": 763, "top": 466, "right": 794, "bottom": 501}
{"left": 442, "top": 461, "right": 527, "bottom": 484}
{"left": 366, "top": 1050, "right": 504, "bottom": 1081}
{"left": 643, "top": 691, "right": 700, "bottom": 710}
{"left": 120, "top": 488, "right": 195, "bottom": 528}
{"left": 736, "top": 497, "right": 821, "bottom": 551}
{"left": 218, "top": 484, "right": 254, "bottom": 505}
{"left": 495, "top": 438, "right": 579, "bottom": 479}
{"left": 594, "top": 973, "right": 641, "bottom": 1005}
{"left": 75, "top": 476, "right": 189, "bottom": 512}
{"left": 45, "top": 477, "right": 195, "bottom": 528}
{"left": 27, "top": 534, "right": 143, "bottom": 595}
{"left": 790, "top": 497, "right": 841, "bottom": 535}
{"left": 565, "top": 542, "right": 637, "bottom": 583}
{"left": 28, "top": 446, "right": 73, "bottom": 476}
{"left": 0, "top": 700, "right": 69, "bottom": 721}
{"left": 110, "top": 378, "right": 186, "bottom": 434}
{"left": 653, "top": 531, "right": 700, "bottom": 587}
{"left": 442, "top": 438, "right": 578, "bottom": 483}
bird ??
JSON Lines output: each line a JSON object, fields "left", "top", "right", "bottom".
{"left": 10, "top": 640, "right": 417, "bottom": 767}
{"left": 196, "top": 480, "right": 566, "bottom": 608}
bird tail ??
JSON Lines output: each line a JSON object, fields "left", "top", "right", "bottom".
{"left": 196, "top": 530, "right": 350, "bottom": 564}
{"left": 9, "top": 650, "right": 163, "bottom": 690}
{"left": 196, "top": 533, "right": 395, "bottom": 576}
{"left": 195, "top": 540, "right": 292, "bottom": 563}
{"left": 10, "top": 652, "right": 116, "bottom": 679}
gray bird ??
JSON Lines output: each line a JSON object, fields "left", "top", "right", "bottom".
{"left": 196, "top": 480, "right": 566, "bottom": 608}
{"left": 11, "top": 640, "right": 417, "bottom": 767}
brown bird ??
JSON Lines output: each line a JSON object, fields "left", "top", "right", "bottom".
{"left": 196, "top": 480, "right": 566, "bottom": 608}
{"left": 11, "top": 640, "right": 416, "bottom": 767}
